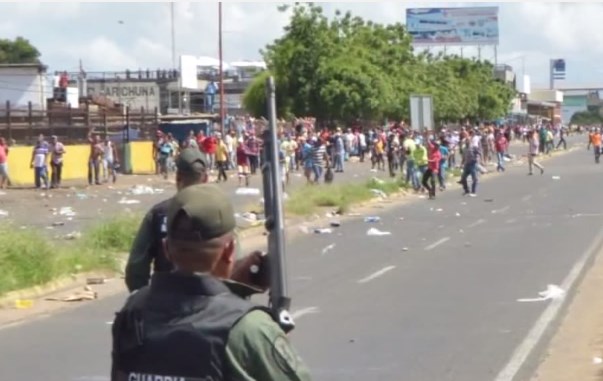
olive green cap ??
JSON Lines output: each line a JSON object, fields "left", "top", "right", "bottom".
{"left": 175, "top": 148, "right": 207, "bottom": 173}
{"left": 167, "top": 184, "right": 236, "bottom": 241}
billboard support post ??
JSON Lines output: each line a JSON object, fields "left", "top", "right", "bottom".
{"left": 410, "top": 95, "right": 434, "bottom": 132}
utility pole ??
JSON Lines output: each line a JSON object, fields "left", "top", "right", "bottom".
{"left": 218, "top": 1, "right": 225, "bottom": 135}
{"left": 170, "top": 2, "right": 176, "bottom": 69}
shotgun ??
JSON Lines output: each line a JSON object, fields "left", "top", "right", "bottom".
{"left": 260, "top": 76, "right": 295, "bottom": 333}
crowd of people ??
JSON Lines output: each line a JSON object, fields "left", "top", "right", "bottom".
{"left": 153, "top": 120, "right": 574, "bottom": 200}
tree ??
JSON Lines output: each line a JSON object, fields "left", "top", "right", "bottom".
{"left": 570, "top": 110, "right": 603, "bottom": 125}
{"left": 245, "top": 4, "right": 515, "bottom": 126}
{"left": 0, "top": 37, "right": 41, "bottom": 64}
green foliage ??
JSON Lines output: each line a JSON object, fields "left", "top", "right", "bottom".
{"left": 245, "top": 4, "right": 515, "bottom": 124}
{"left": 0, "top": 37, "right": 41, "bottom": 64}
{"left": 0, "top": 214, "right": 140, "bottom": 297}
{"left": 570, "top": 110, "right": 603, "bottom": 125}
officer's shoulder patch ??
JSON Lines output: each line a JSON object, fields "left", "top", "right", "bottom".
{"left": 271, "top": 334, "right": 299, "bottom": 374}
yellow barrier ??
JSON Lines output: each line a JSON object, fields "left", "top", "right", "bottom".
{"left": 130, "top": 141, "right": 156, "bottom": 174}
{"left": 8, "top": 145, "right": 90, "bottom": 186}
{"left": 7, "top": 141, "right": 156, "bottom": 186}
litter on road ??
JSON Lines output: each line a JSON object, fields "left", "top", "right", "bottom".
{"left": 46, "top": 286, "right": 98, "bottom": 302}
{"left": 235, "top": 187, "right": 261, "bottom": 196}
{"left": 364, "top": 216, "right": 381, "bottom": 223}
{"left": 370, "top": 189, "right": 387, "bottom": 198}
{"left": 118, "top": 198, "right": 141, "bottom": 205}
{"left": 314, "top": 228, "right": 333, "bottom": 234}
{"left": 367, "top": 227, "right": 391, "bottom": 236}
{"left": 552, "top": 176, "right": 561, "bottom": 180}
{"left": 129, "top": 185, "right": 165, "bottom": 195}
{"left": 517, "top": 284, "right": 565, "bottom": 303}
{"left": 321, "top": 244, "right": 336, "bottom": 255}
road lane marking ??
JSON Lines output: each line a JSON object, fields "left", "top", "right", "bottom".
{"left": 467, "top": 219, "right": 486, "bottom": 228}
{"left": 357, "top": 266, "right": 396, "bottom": 284}
{"left": 493, "top": 226, "right": 603, "bottom": 381}
{"left": 521, "top": 195, "right": 533, "bottom": 202}
{"left": 424, "top": 237, "right": 451, "bottom": 251}
{"left": 291, "top": 306, "right": 320, "bottom": 320}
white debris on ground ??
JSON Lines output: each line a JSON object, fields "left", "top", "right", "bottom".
{"left": 364, "top": 216, "right": 381, "bottom": 223}
{"left": 63, "top": 231, "right": 82, "bottom": 240}
{"left": 46, "top": 285, "right": 98, "bottom": 302}
{"left": 235, "top": 187, "right": 261, "bottom": 196}
{"left": 321, "top": 243, "right": 336, "bottom": 255}
{"left": 366, "top": 227, "right": 391, "bottom": 236}
{"left": 0, "top": 209, "right": 8, "bottom": 217}
{"left": 234, "top": 212, "right": 264, "bottom": 229}
{"left": 56, "top": 207, "right": 76, "bottom": 217}
{"left": 593, "top": 357, "right": 603, "bottom": 365}
{"left": 517, "top": 284, "right": 565, "bottom": 303}
{"left": 552, "top": 176, "right": 561, "bottom": 180}
{"left": 370, "top": 189, "right": 387, "bottom": 198}
{"left": 314, "top": 228, "right": 333, "bottom": 234}
{"left": 118, "top": 198, "right": 141, "bottom": 205}
{"left": 129, "top": 185, "right": 165, "bottom": 195}
{"left": 371, "top": 177, "right": 385, "bottom": 185}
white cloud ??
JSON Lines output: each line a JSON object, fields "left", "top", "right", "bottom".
{"left": 0, "top": 2, "right": 602, "bottom": 88}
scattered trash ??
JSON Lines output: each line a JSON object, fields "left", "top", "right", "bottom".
{"left": 370, "top": 189, "right": 387, "bottom": 198}
{"left": 593, "top": 357, "right": 603, "bottom": 365}
{"left": 235, "top": 187, "right": 261, "bottom": 196}
{"left": 51, "top": 221, "right": 65, "bottom": 227}
{"left": 58, "top": 207, "right": 76, "bottom": 217}
{"left": 46, "top": 286, "right": 98, "bottom": 302}
{"left": 517, "top": 284, "right": 565, "bottom": 303}
{"left": 348, "top": 213, "right": 362, "bottom": 217}
{"left": 552, "top": 176, "right": 561, "bottom": 180}
{"left": 366, "top": 227, "right": 391, "bottom": 236}
{"left": 75, "top": 192, "right": 88, "bottom": 200}
{"left": 118, "top": 198, "right": 140, "bottom": 205}
{"left": 86, "top": 277, "right": 106, "bottom": 285}
{"left": 418, "top": 195, "right": 427, "bottom": 199}
{"left": 235, "top": 212, "right": 264, "bottom": 228}
{"left": 436, "top": 208, "right": 443, "bottom": 212}
{"left": 399, "top": 217, "right": 405, "bottom": 221}
{"left": 364, "top": 216, "right": 381, "bottom": 223}
{"left": 459, "top": 229, "right": 464, "bottom": 233}
{"left": 370, "top": 169, "right": 378, "bottom": 173}
{"left": 402, "top": 247, "right": 409, "bottom": 252}
{"left": 63, "top": 231, "right": 82, "bottom": 240}
{"left": 321, "top": 244, "right": 336, "bottom": 255}
{"left": 0, "top": 209, "right": 8, "bottom": 217}
{"left": 299, "top": 226, "right": 310, "bottom": 234}
{"left": 371, "top": 177, "right": 385, "bottom": 185}
{"left": 484, "top": 199, "right": 494, "bottom": 203}
{"left": 455, "top": 212, "right": 461, "bottom": 217}
{"left": 460, "top": 202, "right": 467, "bottom": 205}
{"left": 329, "top": 221, "right": 341, "bottom": 227}
{"left": 14, "top": 299, "right": 34, "bottom": 309}
{"left": 314, "top": 228, "right": 333, "bottom": 234}
{"left": 0, "top": 191, "right": 6, "bottom": 196}
{"left": 129, "top": 185, "right": 164, "bottom": 195}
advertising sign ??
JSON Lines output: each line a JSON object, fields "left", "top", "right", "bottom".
{"left": 406, "top": 7, "right": 499, "bottom": 46}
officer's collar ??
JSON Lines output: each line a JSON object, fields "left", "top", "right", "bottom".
{"left": 150, "top": 271, "right": 263, "bottom": 298}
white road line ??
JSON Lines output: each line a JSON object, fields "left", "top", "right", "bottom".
{"left": 493, "top": 226, "right": 603, "bottom": 381}
{"left": 424, "top": 237, "right": 451, "bottom": 251}
{"left": 290, "top": 306, "right": 320, "bottom": 320}
{"left": 521, "top": 195, "right": 533, "bottom": 202}
{"left": 467, "top": 219, "right": 486, "bottom": 228}
{"left": 357, "top": 266, "right": 396, "bottom": 284}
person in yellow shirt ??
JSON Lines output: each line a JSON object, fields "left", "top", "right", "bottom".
{"left": 372, "top": 138, "right": 385, "bottom": 171}
{"left": 413, "top": 141, "right": 428, "bottom": 192}
{"left": 215, "top": 133, "right": 229, "bottom": 182}
{"left": 280, "top": 134, "right": 298, "bottom": 173}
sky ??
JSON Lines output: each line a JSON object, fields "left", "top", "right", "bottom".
{"left": 1, "top": 1, "right": 602, "bottom": 89}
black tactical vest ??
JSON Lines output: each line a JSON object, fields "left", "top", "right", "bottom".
{"left": 149, "top": 199, "right": 174, "bottom": 273}
{"left": 111, "top": 272, "right": 264, "bottom": 381}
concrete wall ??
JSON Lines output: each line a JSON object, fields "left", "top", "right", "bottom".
{"left": 0, "top": 67, "right": 50, "bottom": 111}
{"left": 6, "top": 141, "right": 156, "bottom": 186}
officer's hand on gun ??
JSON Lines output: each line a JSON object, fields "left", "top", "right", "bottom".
{"left": 231, "top": 251, "right": 270, "bottom": 292}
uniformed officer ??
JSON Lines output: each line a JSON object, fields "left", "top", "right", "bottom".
{"left": 125, "top": 148, "right": 209, "bottom": 292}
{"left": 111, "top": 184, "right": 312, "bottom": 381}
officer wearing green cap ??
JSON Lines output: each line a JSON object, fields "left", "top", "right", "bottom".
{"left": 124, "top": 148, "right": 210, "bottom": 292}
{"left": 111, "top": 184, "right": 312, "bottom": 381}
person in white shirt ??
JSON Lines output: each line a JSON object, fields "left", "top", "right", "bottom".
{"left": 103, "top": 137, "right": 118, "bottom": 183}
{"left": 50, "top": 135, "right": 66, "bottom": 188}
{"left": 224, "top": 130, "right": 236, "bottom": 170}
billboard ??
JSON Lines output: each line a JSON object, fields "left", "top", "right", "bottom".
{"left": 406, "top": 7, "right": 499, "bottom": 46}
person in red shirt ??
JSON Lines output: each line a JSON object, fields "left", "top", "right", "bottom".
{"left": 422, "top": 140, "right": 442, "bottom": 200}
{"left": 495, "top": 130, "right": 508, "bottom": 172}
{"left": 202, "top": 132, "right": 217, "bottom": 171}
{"left": 236, "top": 138, "right": 250, "bottom": 187}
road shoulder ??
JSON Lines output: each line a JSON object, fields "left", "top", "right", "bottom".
{"left": 531, "top": 245, "right": 603, "bottom": 381}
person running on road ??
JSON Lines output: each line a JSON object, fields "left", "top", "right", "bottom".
{"left": 460, "top": 138, "right": 479, "bottom": 197}
{"left": 495, "top": 130, "right": 508, "bottom": 172}
{"left": 592, "top": 128, "right": 602, "bottom": 164}
{"left": 422, "top": 140, "right": 441, "bottom": 200}
{"left": 528, "top": 130, "right": 545, "bottom": 175}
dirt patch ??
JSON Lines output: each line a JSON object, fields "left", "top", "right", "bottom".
{"left": 531, "top": 248, "right": 603, "bottom": 381}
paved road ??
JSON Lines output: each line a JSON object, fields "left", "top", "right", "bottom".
{"left": 0, "top": 137, "right": 596, "bottom": 381}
